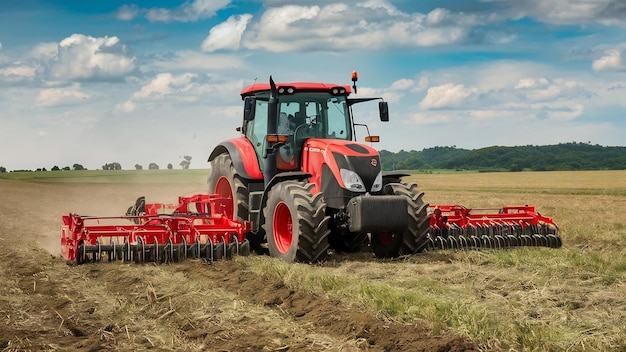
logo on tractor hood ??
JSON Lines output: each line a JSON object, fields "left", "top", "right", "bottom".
{"left": 371, "top": 158, "right": 377, "bottom": 167}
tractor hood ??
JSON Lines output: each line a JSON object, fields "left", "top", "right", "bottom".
{"left": 301, "top": 138, "right": 382, "bottom": 201}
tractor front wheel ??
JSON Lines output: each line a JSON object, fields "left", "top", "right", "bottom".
{"left": 371, "top": 182, "right": 430, "bottom": 258}
{"left": 263, "top": 181, "right": 330, "bottom": 263}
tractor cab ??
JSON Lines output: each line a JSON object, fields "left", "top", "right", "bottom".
{"left": 241, "top": 87, "right": 353, "bottom": 171}
{"left": 239, "top": 81, "right": 388, "bottom": 174}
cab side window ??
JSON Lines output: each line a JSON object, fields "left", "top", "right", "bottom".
{"left": 326, "top": 98, "right": 348, "bottom": 139}
{"left": 247, "top": 99, "right": 268, "bottom": 169}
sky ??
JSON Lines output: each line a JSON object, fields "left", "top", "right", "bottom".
{"left": 1, "top": 0, "right": 625, "bottom": 171}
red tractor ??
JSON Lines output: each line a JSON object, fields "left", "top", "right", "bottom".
{"left": 207, "top": 75, "right": 430, "bottom": 262}
{"left": 60, "top": 74, "right": 561, "bottom": 265}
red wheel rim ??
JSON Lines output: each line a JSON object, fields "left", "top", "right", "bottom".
{"left": 273, "top": 202, "right": 293, "bottom": 254}
{"left": 215, "top": 176, "right": 234, "bottom": 218}
{"left": 377, "top": 233, "right": 395, "bottom": 246}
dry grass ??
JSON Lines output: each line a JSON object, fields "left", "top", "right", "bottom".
{"left": 240, "top": 170, "right": 626, "bottom": 351}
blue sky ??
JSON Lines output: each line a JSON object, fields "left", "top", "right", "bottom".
{"left": 1, "top": 0, "right": 625, "bottom": 170}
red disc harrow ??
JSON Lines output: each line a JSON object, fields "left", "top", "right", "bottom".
{"left": 428, "top": 204, "right": 561, "bottom": 250}
{"left": 61, "top": 194, "right": 251, "bottom": 264}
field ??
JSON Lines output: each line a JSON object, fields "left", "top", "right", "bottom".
{"left": 0, "top": 170, "right": 624, "bottom": 351}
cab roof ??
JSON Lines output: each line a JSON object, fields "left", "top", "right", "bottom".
{"left": 240, "top": 82, "right": 352, "bottom": 96}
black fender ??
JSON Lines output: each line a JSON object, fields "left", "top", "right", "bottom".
{"left": 376, "top": 171, "right": 411, "bottom": 196}
{"left": 382, "top": 171, "right": 410, "bottom": 180}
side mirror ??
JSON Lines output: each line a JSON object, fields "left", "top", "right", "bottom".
{"left": 243, "top": 97, "right": 256, "bottom": 121}
{"left": 378, "top": 101, "right": 389, "bottom": 122}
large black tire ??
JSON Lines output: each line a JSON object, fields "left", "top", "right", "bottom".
{"left": 263, "top": 181, "right": 330, "bottom": 263}
{"left": 371, "top": 182, "right": 430, "bottom": 258}
{"left": 207, "top": 154, "right": 263, "bottom": 251}
{"left": 125, "top": 196, "right": 146, "bottom": 224}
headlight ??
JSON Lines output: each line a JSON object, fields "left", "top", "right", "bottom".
{"left": 371, "top": 171, "right": 383, "bottom": 192}
{"left": 340, "top": 169, "right": 365, "bottom": 192}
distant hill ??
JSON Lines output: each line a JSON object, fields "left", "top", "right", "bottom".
{"left": 379, "top": 143, "right": 626, "bottom": 171}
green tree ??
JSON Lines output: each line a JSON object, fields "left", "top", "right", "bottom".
{"left": 180, "top": 155, "right": 192, "bottom": 169}
{"left": 0, "top": 166, "right": 6, "bottom": 173}
{"left": 380, "top": 143, "right": 626, "bottom": 171}
{"left": 102, "top": 162, "right": 122, "bottom": 170}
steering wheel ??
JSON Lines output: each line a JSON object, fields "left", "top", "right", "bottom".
{"left": 293, "top": 123, "right": 309, "bottom": 146}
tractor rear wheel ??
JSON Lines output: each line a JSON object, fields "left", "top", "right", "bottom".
{"left": 207, "top": 154, "right": 263, "bottom": 251}
{"left": 371, "top": 182, "right": 430, "bottom": 258}
{"left": 263, "top": 181, "right": 330, "bottom": 263}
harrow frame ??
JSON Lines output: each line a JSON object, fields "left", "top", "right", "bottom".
{"left": 428, "top": 204, "right": 562, "bottom": 250}
{"left": 61, "top": 194, "right": 251, "bottom": 264}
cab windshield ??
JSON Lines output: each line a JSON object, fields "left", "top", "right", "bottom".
{"left": 245, "top": 91, "right": 352, "bottom": 168}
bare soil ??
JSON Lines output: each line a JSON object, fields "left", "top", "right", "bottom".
{"left": 0, "top": 180, "right": 480, "bottom": 351}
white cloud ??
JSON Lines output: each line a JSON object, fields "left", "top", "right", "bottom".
{"left": 354, "top": 77, "right": 429, "bottom": 104}
{"left": 390, "top": 78, "right": 416, "bottom": 91}
{"left": 355, "top": 86, "right": 403, "bottom": 103}
{"left": 419, "top": 83, "right": 478, "bottom": 109}
{"left": 426, "top": 8, "right": 449, "bottom": 25}
{"left": 592, "top": 49, "right": 625, "bottom": 71}
{"left": 351, "top": 67, "right": 591, "bottom": 125}
{"left": 0, "top": 63, "right": 40, "bottom": 82}
{"left": 133, "top": 73, "right": 198, "bottom": 100}
{"left": 115, "top": 73, "right": 245, "bottom": 114}
{"left": 252, "top": 4, "right": 321, "bottom": 43}
{"left": 360, "top": 0, "right": 404, "bottom": 16}
{"left": 49, "top": 34, "right": 136, "bottom": 81}
{"left": 36, "top": 85, "right": 89, "bottom": 107}
{"left": 114, "top": 4, "right": 139, "bottom": 20}
{"left": 410, "top": 101, "right": 583, "bottom": 127}
{"left": 533, "top": 102, "right": 585, "bottom": 121}
{"left": 499, "top": 0, "right": 626, "bottom": 26}
{"left": 413, "top": 77, "right": 430, "bottom": 92}
{"left": 28, "top": 42, "right": 58, "bottom": 61}
{"left": 114, "top": 100, "right": 136, "bottom": 114}
{"left": 201, "top": 14, "right": 253, "bottom": 52}
{"left": 144, "top": 0, "right": 231, "bottom": 22}
{"left": 515, "top": 77, "right": 549, "bottom": 89}
{"left": 114, "top": 0, "right": 230, "bottom": 22}
{"left": 391, "top": 61, "right": 598, "bottom": 132}
{"left": 242, "top": 2, "right": 491, "bottom": 52}
{"left": 451, "top": 61, "right": 546, "bottom": 91}
{"left": 514, "top": 77, "right": 590, "bottom": 102}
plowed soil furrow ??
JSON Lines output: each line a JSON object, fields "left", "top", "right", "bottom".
{"left": 0, "top": 180, "right": 479, "bottom": 351}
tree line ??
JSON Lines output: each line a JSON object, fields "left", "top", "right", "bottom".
{"left": 1, "top": 156, "right": 193, "bottom": 173}
{"left": 3, "top": 145, "right": 626, "bottom": 173}
{"left": 379, "top": 143, "right": 626, "bottom": 171}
